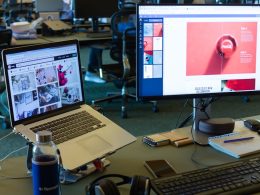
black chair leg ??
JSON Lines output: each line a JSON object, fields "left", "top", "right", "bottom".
{"left": 92, "top": 93, "right": 158, "bottom": 118}
{"left": 92, "top": 94, "right": 122, "bottom": 105}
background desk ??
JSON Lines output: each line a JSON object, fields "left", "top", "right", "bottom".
{"left": 13, "top": 32, "right": 112, "bottom": 46}
{"left": 0, "top": 126, "right": 244, "bottom": 195}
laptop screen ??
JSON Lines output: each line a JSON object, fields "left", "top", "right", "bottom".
{"left": 2, "top": 40, "right": 84, "bottom": 125}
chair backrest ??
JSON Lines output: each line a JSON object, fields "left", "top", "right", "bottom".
{"left": 0, "top": 29, "right": 12, "bottom": 50}
{"left": 110, "top": 7, "right": 136, "bottom": 76}
{"left": 0, "top": 29, "right": 12, "bottom": 90}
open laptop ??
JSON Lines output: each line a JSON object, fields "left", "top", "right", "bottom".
{"left": 1, "top": 40, "right": 136, "bottom": 170}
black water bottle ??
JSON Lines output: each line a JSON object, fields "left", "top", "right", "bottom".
{"left": 32, "top": 130, "right": 60, "bottom": 195}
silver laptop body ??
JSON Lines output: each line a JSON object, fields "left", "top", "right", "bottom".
{"left": 1, "top": 40, "right": 136, "bottom": 170}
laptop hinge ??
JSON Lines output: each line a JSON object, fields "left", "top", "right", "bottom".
{"left": 22, "top": 105, "right": 81, "bottom": 126}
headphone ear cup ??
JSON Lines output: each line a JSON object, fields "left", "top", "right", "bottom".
{"left": 129, "top": 175, "right": 150, "bottom": 195}
{"left": 95, "top": 179, "right": 121, "bottom": 195}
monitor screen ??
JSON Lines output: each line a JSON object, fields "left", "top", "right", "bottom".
{"left": 35, "top": 0, "right": 63, "bottom": 12}
{"left": 2, "top": 40, "right": 84, "bottom": 124}
{"left": 74, "top": 0, "right": 118, "bottom": 20}
{"left": 137, "top": 4, "right": 260, "bottom": 101}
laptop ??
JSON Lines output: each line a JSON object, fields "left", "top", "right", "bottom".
{"left": 1, "top": 40, "right": 136, "bottom": 170}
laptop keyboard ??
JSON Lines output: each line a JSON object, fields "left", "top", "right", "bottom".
{"left": 30, "top": 111, "right": 106, "bottom": 144}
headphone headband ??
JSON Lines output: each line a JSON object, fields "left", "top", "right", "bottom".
{"left": 86, "top": 174, "right": 132, "bottom": 194}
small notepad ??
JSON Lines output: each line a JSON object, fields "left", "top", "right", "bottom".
{"left": 208, "top": 131, "right": 260, "bottom": 158}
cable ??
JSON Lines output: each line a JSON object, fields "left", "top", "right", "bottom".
{"left": 190, "top": 120, "right": 215, "bottom": 168}
{"left": 189, "top": 118, "right": 209, "bottom": 168}
{"left": 0, "top": 173, "right": 31, "bottom": 180}
{"left": 0, "top": 145, "right": 31, "bottom": 179}
{"left": 0, "top": 145, "right": 28, "bottom": 168}
{"left": 0, "top": 131, "right": 14, "bottom": 142}
{"left": 189, "top": 97, "right": 226, "bottom": 168}
{"left": 177, "top": 113, "right": 193, "bottom": 129}
{"left": 175, "top": 99, "right": 190, "bottom": 129}
{"left": 176, "top": 97, "right": 218, "bottom": 129}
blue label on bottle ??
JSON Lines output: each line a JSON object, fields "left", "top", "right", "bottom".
{"left": 32, "top": 155, "right": 60, "bottom": 195}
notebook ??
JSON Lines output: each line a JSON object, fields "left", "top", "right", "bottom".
{"left": 208, "top": 130, "right": 260, "bottom": 158}
{"left": 1, "top": 40, "right": 136, "bottom": 170}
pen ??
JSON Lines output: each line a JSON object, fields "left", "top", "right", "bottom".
{"left": 224, "top": 136, "right": 254, "bottom": 143}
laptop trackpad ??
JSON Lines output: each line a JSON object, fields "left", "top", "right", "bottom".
{"left": 77, "top": 135, "right": 112, "bottom": 155}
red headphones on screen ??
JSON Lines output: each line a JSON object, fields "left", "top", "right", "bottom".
{"left": 216, "top": 35, "right": 237, "bottom": 59}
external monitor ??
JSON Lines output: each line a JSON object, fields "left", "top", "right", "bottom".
{"left": 74, "top": 0, "right": 118, "bottom": 32}
{"left": 35, "top": 0, "right": 63, "bottom": 13}
{"left": 137, "top": 4, "right": 260, "bottom": 143}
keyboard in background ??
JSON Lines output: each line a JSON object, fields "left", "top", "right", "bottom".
{"left": 151, "top": 156, "right": 260, "bottom": 195}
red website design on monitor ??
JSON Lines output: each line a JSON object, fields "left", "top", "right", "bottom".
{"left": 138, "top": 5, "right": 260, "bottom": 98}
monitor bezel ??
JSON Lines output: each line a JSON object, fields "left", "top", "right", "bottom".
{"left": 136, "top": 4, "right": 260, "bottom": 101}
{"left": 1, "top": 40, "right": 85, "bottom": 127}
{"left": 74, "top": 0, "right": 118, "bottom": 20}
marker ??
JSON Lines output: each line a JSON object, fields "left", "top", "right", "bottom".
{"left": 224, "top": 136, "right": 254, "bottom": 143}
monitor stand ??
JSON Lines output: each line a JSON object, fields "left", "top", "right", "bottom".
{"left": 192, "top": 98, "right": 235, "bottom": 145}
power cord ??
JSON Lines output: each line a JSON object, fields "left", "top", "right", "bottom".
{"left": 0, "top": 131, "right": 31, "bottom": 179}
{"left": 189, "top": 98, "right": 222, "bottom": 168}
{"left": 0, "top": 131, "right": 14, "bottom": 142}
{"left": 0, "top": 145, "right": 31, "bottom": 179}
{"left": 190, "top": 121, "right": 217, "bottom": 168}
{"left": 175, "top": 99, "right": 190, "bottom": 129}
{"left": 176, "top": 98, "right": 220, "bottom": 129}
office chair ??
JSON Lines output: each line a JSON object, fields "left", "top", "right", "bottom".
{"left": 2, "top": 0, "right": 34, "bottom": 25}
{"left": 0, "top": 29, "right": 12, "bottom": 128}
{"left": 91, "top": 7, "right": 158, "bottom": 118}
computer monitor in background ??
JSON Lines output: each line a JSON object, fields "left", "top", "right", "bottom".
{"left": 35, "top": 0, "right": 73, "bottom": 22}
{"left": 159, "top": 0, "right": 195, "bottom": 4}
{"left": 137, "top": 4, "right": 260, "bottom": 144}
{"left": 60, "top": 0, "right": 74, "bottom": 21}
{"left": 74, "top": 0, "right": 118, "bottom": 32}
{"left": 35, "top": 0, "right": 63, "bottom": 12}
{"left": 159, "top": 0, "right": 179, "bottom": 4}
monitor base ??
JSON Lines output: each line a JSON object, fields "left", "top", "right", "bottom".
{"left": 193, "top": 118, "right": 235, "bottom": 146}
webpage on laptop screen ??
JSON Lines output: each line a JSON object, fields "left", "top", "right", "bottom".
{"left": 137, "top": 5, "right": 260, "bottom": 98}
{"left": 5, "top": 44, "right": 83, "bottom": 122}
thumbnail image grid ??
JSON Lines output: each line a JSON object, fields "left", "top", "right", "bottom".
{"left": 60, "top": 86, "right": 81, "bottom": 105}
{"left": 38, "top": 83, "right": 60, "bottom": 107}
{"left": 11, "top": 72, "right": 36, "bottom": 94}
{"left": 57, "top": 64, "right": 77, "bottom": 86}
{"left": 14, "top": 90, "right": 38, "bottom": 120}
{"left": 143, "top": 22, "right": 163, "bottom": 79}
{"left": 12, "top": 59, "right": 80, "bottom": 121}
{"left": 36, "top": 66, "right": 58, "bottom": 85}
{"left": 221, "top": 79, "right": 255, "bottom": 92}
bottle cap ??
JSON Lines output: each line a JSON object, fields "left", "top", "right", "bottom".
{"left": 36, "top": 130, "right": 52, "bottom": 143}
